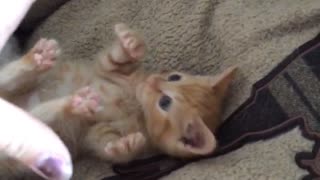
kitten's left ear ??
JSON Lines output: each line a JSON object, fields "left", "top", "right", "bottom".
{"left": 209, "top": 66, "right": 237, "bottom": 96}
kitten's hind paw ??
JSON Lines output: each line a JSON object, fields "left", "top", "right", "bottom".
{"left": 114, "top": 23, "right": 146, "bottom": 62}
{"left": 28, "top": 38, "right": 61, "bottom": 72}
{"left": 68, "top": 87, "right": 102, "bottom": 118}
{"left": 104, "top": 132, "right": 146, "bottom": 163}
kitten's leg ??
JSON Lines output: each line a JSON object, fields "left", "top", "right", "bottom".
{"left": 85, "top": 125, "right": 147, "bottom": 163}
{"left": 0, "top": 38, "right": 60, "bottom": 97}
{"left": 104, "top": 132, "right": 147, "bottom": 163}
{"left": 30, "top": 86, "right": 101, "bottom": 124}
{"left": 96, "top": 23, "right": 146, "bottom": 75}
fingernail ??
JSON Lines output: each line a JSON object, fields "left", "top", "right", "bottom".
{"left": 36, "top": 156, "right": 72, "bottom": 180}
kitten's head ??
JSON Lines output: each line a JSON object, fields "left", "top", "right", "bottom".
{"left": 136, "top": 67, "right": 236, "bottom": 158}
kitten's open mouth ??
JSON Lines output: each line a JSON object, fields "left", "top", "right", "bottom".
{"left": 181, "top": 131, "right": 205, "bottom": 148}
{"left": 180, "top": 120, "right": 216, "bottom": 156}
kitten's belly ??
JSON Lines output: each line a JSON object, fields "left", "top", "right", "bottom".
{"left": 92, "top": 78, "right": 144, "bottom": 132}
{"left": 12, "top": 68, "right": 144, "bottom": 156}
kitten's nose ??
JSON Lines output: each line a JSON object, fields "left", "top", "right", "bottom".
{"left": 146, "top": 75, "right": 163, "bottom": 92}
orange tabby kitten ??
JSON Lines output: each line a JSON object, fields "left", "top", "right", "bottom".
{"left": 0, "top": 23, "right": 236, "bottom": 178}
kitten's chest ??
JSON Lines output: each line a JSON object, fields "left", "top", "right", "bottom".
{"left": 94, "top": 78, "right": 144, "bottom": 132}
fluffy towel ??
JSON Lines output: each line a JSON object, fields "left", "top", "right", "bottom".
{"left": 24, "top": 0, "right": 320, "bottom": 179}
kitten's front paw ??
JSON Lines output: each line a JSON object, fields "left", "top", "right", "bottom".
{"left": 68, "top": 86, "right": 102, "bottom": 118}
{"left": 114, "top": 23, "right": 145, "bottom": 62}
{"left": 28, "top": 38, "right": 61, "bottom": 72}
{"left": 104, "top": 132, "right": 146, "bottom": 163}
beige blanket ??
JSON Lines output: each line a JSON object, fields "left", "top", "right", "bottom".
{"left": 23, "top": 0, "right": 320, "bottom": 179}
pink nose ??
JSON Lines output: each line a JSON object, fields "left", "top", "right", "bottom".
{"left": 146, "top": 75, "right": 163, "bottom": 92}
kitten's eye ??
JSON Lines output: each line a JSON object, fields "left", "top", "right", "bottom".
{"left": 159, "top": 95, "right": 172, "bottom": 111}
{"left": 168, "top": 74, "right": 181, "bottom": 81}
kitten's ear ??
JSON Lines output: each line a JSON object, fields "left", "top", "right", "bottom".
{"left": 177, "top": 117, "right": 217, "bottom": 156}
{"left": 209, "top": 66, "right": 237, "bottom": 96}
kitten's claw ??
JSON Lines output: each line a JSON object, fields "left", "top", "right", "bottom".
{"left": 114, "top": 23, "right": 145, "bottom": 61}
{"left": 30, "top": 38, "right": 61, "bottom": 72}
{"left": 104, "top": 132, "right": 146, "bottom": 163}
{"left": 69, "top": 87, "right": 102, "bottom": 118}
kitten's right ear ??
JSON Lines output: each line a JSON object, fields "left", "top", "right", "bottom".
{"left": 208, "top": 66, "right": 237, "bottom": 96}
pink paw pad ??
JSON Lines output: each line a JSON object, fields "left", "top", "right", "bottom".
{"left": 32, "top": 38, "right": 60, "bottom": 71}
{"left": 114, "top": 23, "right": 145, "bottom": 60}
{"left": 70, "top": 87, "right": 102, "bottom": 117}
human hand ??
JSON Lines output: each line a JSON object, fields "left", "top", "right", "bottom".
{"left": 0, "top": 1, "right": 72, "bottom": 179}
{"left": 0, "top": 0, "right": 36, "bottom": 51}
{"left": 0, "top": 98, "right": 72, "bottom": 180}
